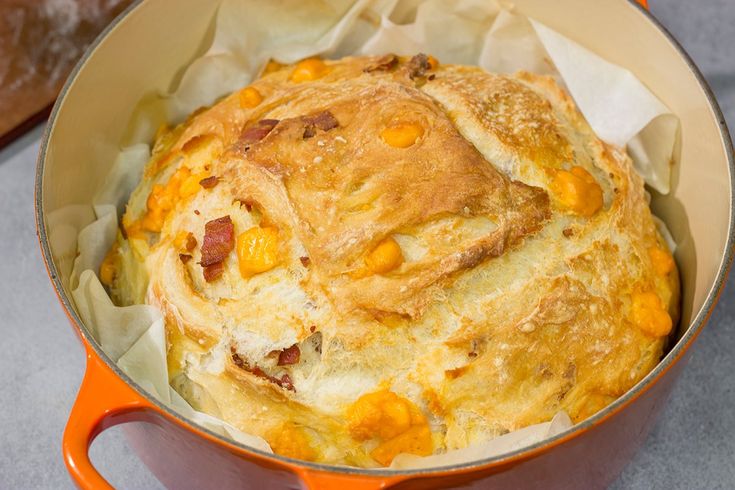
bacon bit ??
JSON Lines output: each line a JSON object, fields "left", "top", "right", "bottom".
{"left": 303, "top": 126, "right": 317, "bottom": 139}
{"left": 199, "top": 176, "right": 219, "bottom": 189}
{"left": 299, "top": 256, "right": 311, "bottom": 267}
{"left": 185, "top": 233, "right": 197, "bottom": 251}
{"left": 364, "top": 54, "right": 398, "bottom": 73}
{"left": 279, "top": 373, "right": 295, "bottom": 391}
{"left": 427, "top": 74, "right": 436, "bottom": 81}
{"left": 252, "top": 368, "right": 296, "bottom": 391}
{"left": 232, "top": 198, "right": 256, "bottom": 212}
{"left": 562, "top": 228, "right": 574, "bottom": 238}
{"left": 239, "top": 119, "right": 279, "bottom": 148}
{"left": 200, "top": 216, "right": 232, "bottom": 282}
{"left": 302, "top": 111, "right": 339, "bottom": 139}
{"left": 200, "top": 216, "right": 234, "bottom": 267}
{"left": 240, "top": 126, "right": 273, "bottom": 145}
{"left": 277, "top": 345, "right": 301, "bottom": 366}
{"left": 407, "top": 53, "right": 431, "bottom": 79}
{"left": 203, "top": 261, "right": 224, "bottom": 282}
{"left": 468, "top": 351, "right": 478, "bottom": 358}
{"left": 194, "top": 209, "right": 200, "bottom": 215}
{"left": 179, "top": 253, "right": 193, "bottom": 264}
{"left": 231, "top": 349, "right": 296, "bottom": 392}
{"left": 310, "top": 325, "right": 316, "bottom": 333}
{"left": 234, "top": 198, "right": 257, "bottom": 212}
{"left": 311, "top": 111, "right": 339, "bottom": 131}
{"left": 231, "top": 348, "right": 247, "bottom": 369}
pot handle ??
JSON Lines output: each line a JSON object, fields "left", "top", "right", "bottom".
{"left": 296, "top": 469, "right": 407, "bottom": 490}
{"left": 63, "top": 344, "right": 154, "bottom": 490}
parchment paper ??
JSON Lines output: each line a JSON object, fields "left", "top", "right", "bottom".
{"left": 63, "top": 0, "right": 681, "bottom": 468}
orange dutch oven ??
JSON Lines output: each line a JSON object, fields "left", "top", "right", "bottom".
{"left": 35, "top": 0, "right": 735, "bottom": 488}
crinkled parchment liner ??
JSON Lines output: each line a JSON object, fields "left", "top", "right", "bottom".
{"left": 61, "top": 0, "right": 678, "bottom": 469}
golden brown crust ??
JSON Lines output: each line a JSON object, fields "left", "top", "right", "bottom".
{"left": 111, "top": 54, "right": 679, "bottom": 466}
{"left": 230, "top": 80, "right": 550, "bottom": 317}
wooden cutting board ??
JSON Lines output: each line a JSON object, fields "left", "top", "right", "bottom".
{"left": 0, "top": 0, "right": 133, "bottom": 148}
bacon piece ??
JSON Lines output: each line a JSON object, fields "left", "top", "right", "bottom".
{"left": 299, "top": 256, "right": 310, "bottom": 267}
{"left": 259, "top": 118, "right": 280, "bottom": 127}
{"left": 277, "top": 345, "right": 301, "bottom": 366}
{"left": 185, "top": 233, "right": 197, "bottom": 251}
{"left": 231, "top": 349, "right": 296, "bottom": 392}
{"left": 302, "top": 111, "right": 339, "bottom": 139}
{"left": 203, "top": 262, "right": 224, "bottom": 282}
{"left": 231, "top": 349, "right": 247, "bottom": 370}
{"left": 364, "top": 54, "right": 398, "bottom": 73}
{"left": 278, "top": 373, "right": 295, "bottom": 391}
{"left": 179, "top": 253, "right": 193, "bottom": 264}
{"left": 199, "top": 176, "right": 219, "bottom": 189}
{"left": 310, "top": 111, "right": 339, "bottom": 131}
{"left": 200, "top": 216, "right": 234, "bottom": 267}
{"left": 252, "top": 367, "right": 296, "bottom": 391}
{"left": 302, "top": 126, "right": 317, "bottom": 139}
{"left": 234, "top": 198, "right": 257, "bottom": 212}
{"left": 407, "top": 53, "right": 431, "bottom": 79}
{"left": 239, "top": 119, "right": 279, "bottom": 148}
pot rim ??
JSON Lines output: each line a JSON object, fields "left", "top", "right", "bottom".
{"left": 34, "top": 0, "right": 735, "bottom": 477}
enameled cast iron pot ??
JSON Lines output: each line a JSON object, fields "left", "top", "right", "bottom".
{"left": 35, "top": 0, "right": 735, "bottom": 488}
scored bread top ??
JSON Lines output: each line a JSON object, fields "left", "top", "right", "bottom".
{"left": 107, "top": 54, "right": 679, "bottom": 467}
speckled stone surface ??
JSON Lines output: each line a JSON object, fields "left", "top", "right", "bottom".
{"left": 0, "top": 1, "right": 733, "bottom": 488}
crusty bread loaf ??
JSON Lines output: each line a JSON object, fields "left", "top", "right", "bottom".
{"left": 104, "top": 54, "right": 679, "bottom": 467}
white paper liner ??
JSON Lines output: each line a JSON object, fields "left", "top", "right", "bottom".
{"left": 55, "top": 0, "right": 683, "bottom": 469}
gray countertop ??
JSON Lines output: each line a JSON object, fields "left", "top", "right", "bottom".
{"left": 1, "top": 1, "right": 734, "bottom": 488}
